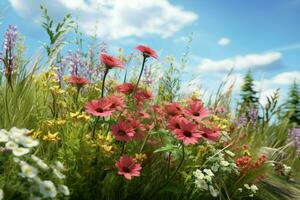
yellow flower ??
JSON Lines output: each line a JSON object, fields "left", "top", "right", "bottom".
{"left": 135, "top": 153, "right": 147, "bottom": 163}
{"left": 27, "top": 129, "right": 41, "bottom": 139}
{"left": 50, "top": 86, "right": 64, "bottom": 94}
{"left": 42, "top": 132, "right": 60, "bottom": 142}
{"left": 70, "top": 112, "right": 80, "bottom": 119}
{"left": 56, "top": 119, "right": 66, "bottom": 126}
{"left": 77, "top": 113, "right": 91, "bottom": 121}
{"left": 101, "top": 144, "right": 114, "bottom": 154}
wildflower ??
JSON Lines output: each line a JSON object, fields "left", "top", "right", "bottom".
{"left": 62, "top": 50, "right": 83, "bottom": 76}
{"left": 129, "top": 119, "right": 146, "bottom": 140}
{"left": 50, "top": 86, "right": 64, "bottom": 94}
{"left": 184, "top": 100, "right": 209, "bottom": 121}
{"left": 68, "top": 75, "right": 89, "bottom": 87}
{"left": 13, "top": 147, "right": 30, "bottom": 156}
{"left": 136, "top": 45, "right": 158, "bottom": 59}
{"left": 53, "top": 168, "right": 66, "bottom": 179}
{"left": 101, "top": 144, "right": 114, "bottom": 154}
{"left": 167, "top": 116, "right": 183, "bottom": 131}
{"left": 20, "top": 162, "right": 38, "bottom": 178}
{"left": 0, "top": 129, "right": 9, "bottom": 142}
{"left": 111, "top": 121, "right": 134, "bottom": 142}
{"left": 115, "top": 155, "right": 142, "bottom": 180}
{"left": 135, "top": 153, "right": 147, "bottom": 163}
{"left": 107, "top": 95, "right": 125, "bottom": 110}
{"left": 31, "top": 155, "right": 49, "bottom": 170}
{"left": 55, "top": 161, "right": 66, "bottom": 171}
{"left": 134, "top": 88, "right": 153, "bottom": 104}
{"left": 115, "top": 83, "right": 135, "bottom": 94}
{"left": 19, "top": 136, "right": 39, "bottom": 148}
{"left": 42, "top": 132, "right": 60, "bottom": 142}
{"left": 85, "top": 98, "right": 115, "bottom": 117}
{"left": 0, "top": 188, "right": 3, "bottom": 200}
{"left": 172, "top": 119, "right": 203, "bottom": 145}
{"left": 39, "top": 180, "right": 57, "bottom": 198}
{"left": 100, "top": 53, "right": 124, "bottom": 69}
{"left": 5, "top": 141, "right": 18, "bottom": 150}
{"left": 200, "top": 125, "right": 220, "bottom": 142}
{"left": 164, "top": 102, "right": 183, "bottom": 117}
{"left": 289, "top": 128, "right": 300, "bottom": 155}
{"left": 58, "top": 185, "right": 70, "bottom": 196}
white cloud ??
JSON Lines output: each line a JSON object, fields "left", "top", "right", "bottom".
{"left": 271, "top": 71, "right": 300, "bottom": 84}
{"left": 198, "top": 52, "right": 282, "bottom": 72}
{"left": 217, "top": 37, "right": 230, "bottom": 46}
{"left": 8, "top": 0, "right": 198, "bottom": 39}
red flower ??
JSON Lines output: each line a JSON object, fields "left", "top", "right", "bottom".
{"left": 129, "top": 119, "right": 146, "bottom": 140}
{"left": 136, "top": 45, "right": 158, "bottom": 59}
{"left": 172, "top": 119, "right": 203, "bottom": 145}
{"left": 68, "top": 75, "right": 89, "bottom": 87}
{"left": 115, "top": 83, "right": 135, "bottom": 94}
{"left": 112, "top": 120, "right": 134, "bottom": 141}
{"left": 85, "top": 98, "right": 115, "bottom": 117}
{"left": 115, "top": 155, "right": 142, "bottom": 180}
{"left": 165, "top": 102, "right": 183, "bottom": 117}
{"left": 200, "top": 125, "right": 220, "bottom": 142}
{"left": 108, "top": 95, "right": 125, "bottom": 110}
{"left": 185, "top": 100, "right": 209, "bottom": 121}
{"left": 134, "top": 89, "right": 153, "bottom": 104}
{"left": 167, "top": 116, "right": 184, "bottom": 131}
{"left": 100, "top": 53, "right": 124, "bottom": 69}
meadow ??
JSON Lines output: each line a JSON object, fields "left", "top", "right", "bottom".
{"left": 0, "top": 6, "right": 300, "bottom": 200}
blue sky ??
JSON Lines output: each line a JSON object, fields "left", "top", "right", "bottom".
{"left": 0, "top": 0, "right": 300, "bottom": 105}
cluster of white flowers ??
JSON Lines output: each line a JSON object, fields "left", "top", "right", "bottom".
{"left": 0, "top": 127, "right": 38, "bottom": 156}
{"left": 237, "top": 184, "right": 258, "bottom": 197}
{"left": 193, "top": 150, "right": 239, "bottom": 198}
{"left": 193, "top": 169, "right": 219, "bottom": 197}
{"left": 0, "top": 127, "right": 69, "bottom": 199}
{"left": 208, "top": 150, "right": 239, "bottom": 175}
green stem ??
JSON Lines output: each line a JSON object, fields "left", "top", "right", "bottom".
{"left": 133, "top": 56, "right": 147, "bottom": 94}
{"left": 151, "top": 142, "right": 185, "bottom": 197}
{"left": 92, "top": 117, "right": 100, "bottom": 139}
{"left": 101, "top": 68, "right": 109, "bottom": 98}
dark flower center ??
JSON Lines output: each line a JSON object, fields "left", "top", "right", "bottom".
{"left": 123, "top": 167, "right": 131, "bottom": 173}
{"left": 118, "top": 130, "right": 126, "bottom": 136}
{"left": 192, "top": 112, "right": 200, "bottom": 116}
{"left": 96, "top": 108, "right": 104, "bottom": 113}
{"left": 175, "top": 123, "right": 180, "bottom": 129}
{"left": 183, "top": 131, "right": 192, "bottom": 137}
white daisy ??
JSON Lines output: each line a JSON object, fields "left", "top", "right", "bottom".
{"left": 0, "top": 130, "right": 9, "bottom": 142}
{"left": 53, "top": 168, "right": 66, "bottom": 179}
{"left": 13, "top": 147, "right": 30, "bottom": 156}
{"left": 9, "top": 127, "right": 27, "bottom": 142}
{"left": 20, "top": 162, "right": 38, "bottom": 178}
{"left": 5, "top": 141, "right": 18, "bottom": 150}
{"left": 0, "top": 188, "right": 3, "bottom": 200}
{"left": 58, "top": 185, "right": 70, "bottom": 196}
{"left": 39, "top": 180, "right": 57, "bottom": 198}
{"left": 20, "top": 136, "right": 39, "bottom": 148}
{"left": 55, "top": 161, "right": 65, "bottom": 171}
{"left": 31, "top": 155, "right": 49, "bottom": 170}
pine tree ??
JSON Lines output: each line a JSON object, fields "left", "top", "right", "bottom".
{"left": 239, "top": 70, "right": 259, "bottom": 109}
{"left": 285, "top": 81, "right": 300, "bottom": 125}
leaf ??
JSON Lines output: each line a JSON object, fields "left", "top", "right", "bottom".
{"left": 154, "top": 144, "right": 179, "bottom": 154}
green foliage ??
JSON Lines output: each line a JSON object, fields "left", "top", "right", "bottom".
{"left": 284, "top": 81, "right": 300, "bottom": 125}
{"left": 239, "top": 70, "right": 259, "bottom": 109}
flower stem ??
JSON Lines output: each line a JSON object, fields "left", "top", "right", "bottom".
{"left": 101, "top": 67, "right": 109, "bottom": 98}
{"left": 92, "top": 117, "right": 100, "bottom": 139}
{"left": 151, "top": 142, "right": 185, "bottom": 197}
{"left": 133, "top": 56, "right": 147, "bottom": 94}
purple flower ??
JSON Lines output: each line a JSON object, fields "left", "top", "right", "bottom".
{"left": 142, "top": 65, "right": 153, "bottom": 85}
{"left": 1, "top": 25, "right": 18, "bottom": 74}
{"left": 289, "top": 128, "right": 300, "bottom": 155}
{"left": 62, "top": 50, "right": 84, "bottom": 76}
{"left": 249, "top": 107, "right": 259, "bottom": 123}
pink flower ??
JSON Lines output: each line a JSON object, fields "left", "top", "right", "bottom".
{"left": 112, "top": 121, "right": 134, "bottom": 141}
{"left": 100, "top": 53, "right": 124, "bottom": 69}
{"left": 85, "top": 98, "right": 115, "bottom": 117}
{"left": 115, "top": 83, "right": 135, "bottom": 94}
{"left": 185, "top": 100, "right": 209, "bottom": 121}
{"left": 136, "top": 45, "right": 158, "bottom": 59}
{"left": 134, "top": 89, "right": 153, "bottom": 104}
{"left": 167, "top": 116, "right": 183, "bottom": 131}
{"left": 165, "top": 102, "right": 182, "bottom": 117}
{"left": 172, "top": 119, "right": 203, "bottom": 145}
{"left": 68, "top": 75, "right": 89, "bottom": 87}
{"left": 129, "top": 119, "right": 146, "bottom": 140}
{"left": 115, "top": 155, "right": 142, "bottom": 180}
{"left": 200, "top": 125, "right": 220, "bottom": 142}
{"left": 108, "top": 95, "right": 125, "bottom": 110}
